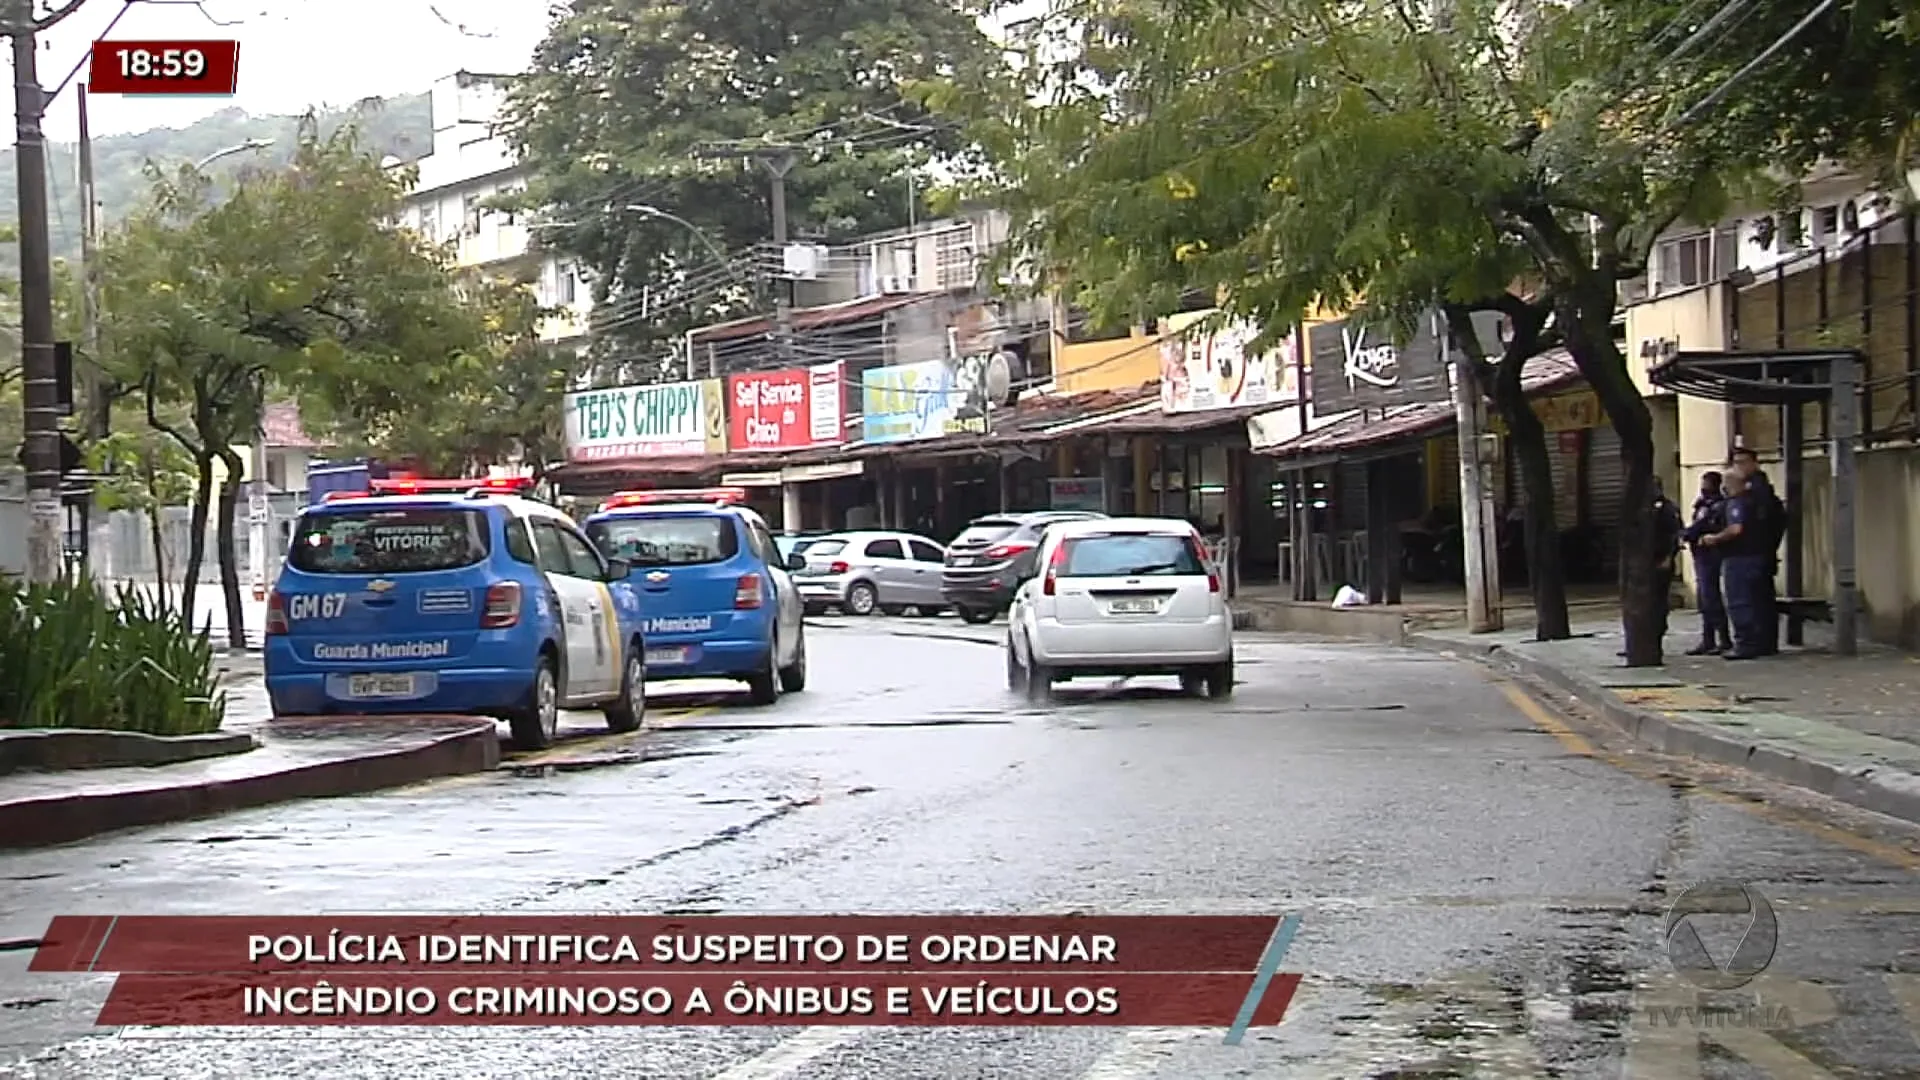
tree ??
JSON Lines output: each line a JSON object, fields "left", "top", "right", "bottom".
{"left": 497, "top": 0, "right": 1001, "bottom": 378}
{"left": 98, "top": 120, "right": 491, "bottom": 644}
{"left": 942, "top": 0, "right": 1756, "bottom": 663}
{"left": 331, "top": 270, "right": 571, "bottom": 478}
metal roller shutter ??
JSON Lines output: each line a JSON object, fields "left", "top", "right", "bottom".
{"left": 1586, "top": 423, "right": 1627, "bottom": 523}
{"left": 1586, "top": 423, "right": 1627, "bottom": 578}
{"left": 1550, "top": 440, "right": 1579, "bottom": 530}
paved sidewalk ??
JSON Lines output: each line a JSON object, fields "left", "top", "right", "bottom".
{"left": 1410, "top": 617, "right": 1920, "bottom": 825}
{"left": 0, "top": 707, "right": 498, "bottom": 848}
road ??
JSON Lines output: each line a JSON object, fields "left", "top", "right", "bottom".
{"left": 3, "top": 618, "right": 1919, "bottom": 1078}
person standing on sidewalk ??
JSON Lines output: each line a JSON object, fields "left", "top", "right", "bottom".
{"left": 1651, "top": 478, "right": 1685, "bottom": 643}
{"left": 1729, "top": 448, "right": 1785, "bottom": 654}
{"left": 1700, "top": 470, "right": 1767, "bottom": 660}
{"left": 1682, "top": 471, "right": 1731, "bottom": 654}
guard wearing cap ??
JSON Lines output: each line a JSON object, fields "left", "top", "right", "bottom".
{"left": 1699, "top": 470, "right": 1766, "bottom": 660}
{"left": 1682, "top": 471, "right": 1730, "bottom": 654}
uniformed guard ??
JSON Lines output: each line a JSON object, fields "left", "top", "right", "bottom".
{"left": 1682, "top": 471, "right": 1730, "bottom": 654}
{"left": 1700, "top": 470, "right": 1766, "bottom": 660}
{"left": 1651, "top": 478, "right": 1684, "bottom": 643}
{"left": 1729, "top": 448, "right": 1784, "bottom": 654}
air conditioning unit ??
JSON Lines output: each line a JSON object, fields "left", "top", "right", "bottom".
{"left": 879, "top": 275, "right": 910, "bottom": 294}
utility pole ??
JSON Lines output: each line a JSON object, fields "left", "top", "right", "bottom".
{"left": 1444, "top": 312, "right": 1503, "bottom": 632}
{"left": 692, "top": 143, "right": 799, "bottom": 364}
{"left": 78, "top": 82, "right": 108, "bottom": 574}
{"left": 11, "top": 6, "right": 64, "bottom": 582}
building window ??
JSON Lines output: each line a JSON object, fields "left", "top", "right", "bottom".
{"left": 463, "top": 193, "right": 483, "bottom": 237}
{"left": 934, "top": 226, "right": 976, "bottom": 290}
{"left": 418, "top": 204, "right": 439, "bottom": 241}
{"left": 1655, "top": 233, "right": 1710, "bottom": 293}
{"left": 556, "top": 263, "right": 577, "bottom": 304}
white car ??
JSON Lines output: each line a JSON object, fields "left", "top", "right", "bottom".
{"left": 1004, "top": 517, "right": 1234, "bottom": 700}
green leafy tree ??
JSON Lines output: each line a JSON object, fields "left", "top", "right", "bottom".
{"left": 332, "top": 270, "right": 571, "bottom": 477}
{"left": 944, "top": 0, "right": 1769, "bottom": 663}
{"left": 498, "top": 0, "right": 1001, "bottom": 377}
{"left": 98, "top": 119, "right": 490, "bottom": 644}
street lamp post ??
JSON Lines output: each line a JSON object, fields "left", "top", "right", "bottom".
{"left": 196, "top": 138, "right": 274, "bottom": 170}
{"left": 623, "top": 205, "right": 744, "bottom": 380}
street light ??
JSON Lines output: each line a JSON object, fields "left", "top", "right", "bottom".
{"left": 195, "top": 139, "right": 274, "bottom": 169}
{"left": 624, "top": 204, "right": 736, "bottom": 272}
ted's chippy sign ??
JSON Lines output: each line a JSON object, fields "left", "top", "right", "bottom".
{"left": 564, "top": 379, "right": 726, "bottom": 462}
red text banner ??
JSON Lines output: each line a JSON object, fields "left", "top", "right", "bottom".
{"left": 97, "top": 971, "right": 1303, "bottom": 1027}
{"left": 33, "top": 915, "right": 1279, "bottom": 974}
{"left": 728, "top": 369, "right": 815, "bottom": 451}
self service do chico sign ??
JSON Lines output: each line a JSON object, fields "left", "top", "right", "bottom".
{"left": 726, "top": 364, "right": 844, "bottom": 452}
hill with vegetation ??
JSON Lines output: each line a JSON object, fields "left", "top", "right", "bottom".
{"left": 0, "top": 93, "right": 432, "bottom": 269}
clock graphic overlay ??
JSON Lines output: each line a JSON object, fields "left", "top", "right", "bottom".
{"left": 89, "top": 41, "right": 240, "bottom": 96}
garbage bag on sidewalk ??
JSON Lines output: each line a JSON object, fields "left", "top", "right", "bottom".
{"left": 1331, "top": 585, "right": 1367, "bottom": 608}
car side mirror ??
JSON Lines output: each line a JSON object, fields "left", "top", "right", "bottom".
{"left": 785, "top": 553, "right": 807, "bottom": 571}
{"left": 605, "top": 558, "right": 631, "bottom": 581}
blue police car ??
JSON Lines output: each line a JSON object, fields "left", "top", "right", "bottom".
{"left": 264, "top": 477, "right": 648, "bottom": 749}
{"left": 582, "top": 488, "right": 807, "bottom": 706}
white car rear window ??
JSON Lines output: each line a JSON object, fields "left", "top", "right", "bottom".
{"left": 1057, "top": 533, "right": 1206, "bottom": 578}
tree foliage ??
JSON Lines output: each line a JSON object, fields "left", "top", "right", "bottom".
{"left": 336, "top": 270, "right": 572, "bottom": 477}
{"left": 498, "top": 0, "right": 1001, "bottom": 376}
{"left": 942, "top": 0, "right": 1764, "bottom": 662}
{"left": 97, "top": 120, "right": 491, "bottom": 641}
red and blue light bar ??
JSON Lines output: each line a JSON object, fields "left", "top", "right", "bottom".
{"left": 322, "top": 476, "right": 537, "bottom": 502}
{"left": 598, "top": 487, "right": 749, "bottom": 512}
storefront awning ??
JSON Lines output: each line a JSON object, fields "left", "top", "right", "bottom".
{"left": 1256, "top": 351, "right": 1582, "bottom": 466}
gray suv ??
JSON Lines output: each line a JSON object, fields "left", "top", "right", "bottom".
{"left": 939, "top": 510, "right": 1108, "bottom": 624}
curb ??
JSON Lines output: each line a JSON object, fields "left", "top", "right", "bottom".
{"left": 1406, "top": 632, "right": 1920, "bottom": 827}
{"left": 0, "top": 729, "right": 257, "bottom": 775}
{"left": 0, "top": 718, "right": 501, "bottom": 850}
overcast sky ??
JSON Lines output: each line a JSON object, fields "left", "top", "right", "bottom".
{"left": 27, "top": 0, "right": 552, "bottom": 143}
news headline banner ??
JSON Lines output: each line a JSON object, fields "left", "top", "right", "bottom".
{"left": 34, "top": 915, "right": 1305, "bottom": 1034}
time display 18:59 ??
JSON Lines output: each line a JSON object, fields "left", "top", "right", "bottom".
{"left": 89, "top": 40, "right": 240, "bottom": 96}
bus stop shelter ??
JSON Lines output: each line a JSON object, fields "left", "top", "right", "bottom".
{"left": 1647, "top": 347, "right": 1862, "bottom": 655}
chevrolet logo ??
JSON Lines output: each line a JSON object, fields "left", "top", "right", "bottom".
{"left": 366, "top": 579, "right": 396, "bottom": 593}
{"left": 646, "top": 571, "right": 670, "bottom": 583}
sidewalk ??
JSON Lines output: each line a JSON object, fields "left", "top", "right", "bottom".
{"left": 1410, "top": 618, "right": 1920, "bottom": 825}
{"left": 1, "top": 657, "right": 497, "bottom": 847}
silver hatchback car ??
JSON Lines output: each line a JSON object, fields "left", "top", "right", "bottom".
{"left": 792, "top": 530, "right": 949, "bottom": 616}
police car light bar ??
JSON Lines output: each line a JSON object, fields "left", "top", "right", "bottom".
{"left": 466, "top": 476, "right": 537, "bottom": 497}
{"left": 369, "top": 477, "right": 484, "bottom": 495}
{"left": 599, "top": 487, "right": 749, "bottom": 511}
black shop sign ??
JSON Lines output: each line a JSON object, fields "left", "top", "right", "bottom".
{"left": 1307, "top": 310, "right": 1502, "bottom": 410}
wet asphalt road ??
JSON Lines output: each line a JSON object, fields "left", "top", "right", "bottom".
{"left": 3, "top": 617, "right": 1920, "bottom": 1079}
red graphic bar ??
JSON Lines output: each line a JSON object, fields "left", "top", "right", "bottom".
{"left": 98, "top": 971, "right": 1303, "bottom": 1027}
{"left": 33, "top": 915, "right": 1280, "bottom": 974}
{"left": 90, "top": 41, "right": 240, "bottom": 96}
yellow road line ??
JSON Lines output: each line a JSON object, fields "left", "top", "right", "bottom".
{"left": 1496, "top": 680, "right": 1920, "bottom": 871}
{"left": 399, "top": 706, "right": 719, "bottom": 795}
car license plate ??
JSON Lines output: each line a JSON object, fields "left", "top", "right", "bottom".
{"left": 347, "top": 673, "right": 417, "bottom": 698}
{"left": 646, "top": 647, "right": 689, "bottom": 666}
{"left": 951, "top": 556, "right": 976, "bottom": 566}
{"left": 1109, "top": 598, "right": 1158, "bottom": 614}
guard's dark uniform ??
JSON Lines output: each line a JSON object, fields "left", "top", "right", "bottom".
{"left": 1721, "top": 492, "right": 1768, "bottom": 659}
{"left": 1749, "top": 471, "right": 1782, "bottom": 654}
{"left": 1685, "top": 491, "right": 1729, "bottom": 651}
{"left": 1652, "top": 495, "right": 1684, "bottom": 640}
